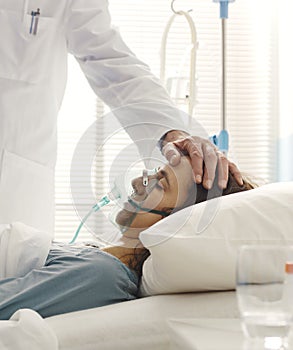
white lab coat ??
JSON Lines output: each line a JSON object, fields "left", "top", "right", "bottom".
{"left": 0, "top": 0, "right": 186, "bottom": 234}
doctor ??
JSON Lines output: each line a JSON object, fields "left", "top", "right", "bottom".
{"left": 0, "top": 0, "right": 242, "bottom": 234}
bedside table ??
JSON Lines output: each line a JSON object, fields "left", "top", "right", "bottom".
{"left": 167, "top": 318, "right": 293, "bottom": 350}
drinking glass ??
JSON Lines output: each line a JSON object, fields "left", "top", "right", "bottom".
{"left": 236, "top": 245, "right": 293, "bottom": 349}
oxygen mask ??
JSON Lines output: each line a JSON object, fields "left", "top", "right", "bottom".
{"left": 69, "top": 167, "right": 164, "bottom": 243}
{"left": 108, "top": 167, "right": 172, "bottom": 232}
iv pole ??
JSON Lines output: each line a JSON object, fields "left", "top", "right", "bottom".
{"left": 211, "top": 0, "right": 235, "bottom": 156}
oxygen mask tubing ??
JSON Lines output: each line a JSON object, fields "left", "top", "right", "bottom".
{"left": 69, "top": 168, "right": 161, "bottom": 244}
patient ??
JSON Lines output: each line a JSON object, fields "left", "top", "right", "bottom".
{"left": 103, "top": 156, "right": 255, "bottom": 275}
{"left": 0, "top": 157, "right": 255, "bottom": 320}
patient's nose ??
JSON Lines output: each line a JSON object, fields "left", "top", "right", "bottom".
{"left": 131, "top": 177, "right": 146, "bottom": 195}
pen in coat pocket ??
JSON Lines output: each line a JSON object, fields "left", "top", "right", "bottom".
{"left": 29, "top": 8, "right": 40, "bottom": 35}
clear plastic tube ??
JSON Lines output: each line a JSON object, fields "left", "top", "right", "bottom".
{"left": 69, "top": 168, "right": 157, "bottom": 244}
{"left": 69, "top": 189, "right": 119, "bottom": 244}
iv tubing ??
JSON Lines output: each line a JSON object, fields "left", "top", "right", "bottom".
{"left": 160, "top": 10, "right": 197, "bottom": 126}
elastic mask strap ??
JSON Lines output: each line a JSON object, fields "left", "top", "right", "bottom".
{"left": 127, "top": 198, "right": 170, "bottom": 218}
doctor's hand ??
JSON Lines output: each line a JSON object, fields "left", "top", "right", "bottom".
{"left": 160, "top": 130, "right": 243, "bottom": 190}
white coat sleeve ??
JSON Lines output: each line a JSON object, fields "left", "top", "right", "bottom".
{"left": 65, "top": 0, "right": 189, "bottom": 153}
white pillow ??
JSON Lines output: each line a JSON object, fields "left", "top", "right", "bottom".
{"left": 139, "top": 182, "right": 293, "bottom": 296}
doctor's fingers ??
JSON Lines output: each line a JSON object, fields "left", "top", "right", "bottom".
{"left": 215, "top": 152, "right": 244, "bottom": 189}
{"left": 228, "top": 161, "right": 244, "bottom": 186}
{"left": 204, "top": 150, "right": 244, "bottom": 189}
{"left": 162, "top": 142, "right": 182, "bottom": 166}
{"left": 201, "top": 144, "right": 218, "bottom": 189}
{"left": 214, "top": 151, "right": 229, "bottom": 189}
{"left": 172, "top": 137, "right": 205, "bottom": 184}
{"left": 163, "top": 137, "right": 230, "bottom": 190}
{"left": 163, "top": 137, "right": 244, "bottom": 189}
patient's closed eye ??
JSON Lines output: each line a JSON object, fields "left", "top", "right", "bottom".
{"left": 154, "top": 179, "right": 166, "bottom": 191}
{"left": 146, "top": 178, "right": 162, "bottom": 194}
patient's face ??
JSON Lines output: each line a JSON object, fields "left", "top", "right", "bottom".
{"left": 115, "top": 157, "right": 194, "bottom": 230}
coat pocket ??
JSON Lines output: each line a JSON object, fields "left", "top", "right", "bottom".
{"left": 0, "top": 149, "right": 55, "bottom": 233}
{"left": 0, "top": 9, "right": 59, "bottom": 83}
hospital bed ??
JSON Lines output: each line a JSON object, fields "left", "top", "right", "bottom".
{"left": 46, "top": 291, "right": 237, "bottom": 350}
{"left": 1, "top": 181, "right": 292, "bottom": 349}
{"left": 45, "top": 181, "right": 293, "bottom": 349}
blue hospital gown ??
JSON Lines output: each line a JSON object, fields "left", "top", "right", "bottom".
{"left": 0, "top": 244, "right": 139, "bottom": 320}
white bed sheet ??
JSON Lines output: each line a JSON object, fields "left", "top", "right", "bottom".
{"left": 46, "top": 291, "right": 238, "bottom": 350}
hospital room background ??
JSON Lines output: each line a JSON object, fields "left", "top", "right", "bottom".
{"left": 55, "top": 0, "right": 293, "bottom": 242}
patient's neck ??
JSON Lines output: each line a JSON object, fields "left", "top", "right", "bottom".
{"left": 101, "top": 228, "right": 147, "bottom": 271}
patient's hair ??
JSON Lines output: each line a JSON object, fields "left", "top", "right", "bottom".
{"left": 127, "top": 246, "right": 151, "bottom": 278}
{"left": 177, "top": 171, "right": 256, "bottom": 212}
{"left": 131, "top": 171, "right": 257, "bottom": 277}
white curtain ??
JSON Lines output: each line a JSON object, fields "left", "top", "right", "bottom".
{"left": 55, "top": 0, "right": 280, "bottom": 241}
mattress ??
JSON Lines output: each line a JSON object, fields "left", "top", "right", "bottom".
{"left": 45, "top": 291, "right": 238, "bottom": 350}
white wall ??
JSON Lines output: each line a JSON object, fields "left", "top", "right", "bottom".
{"left": 278, "top": 1, "right": 293, "bottom": 181}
